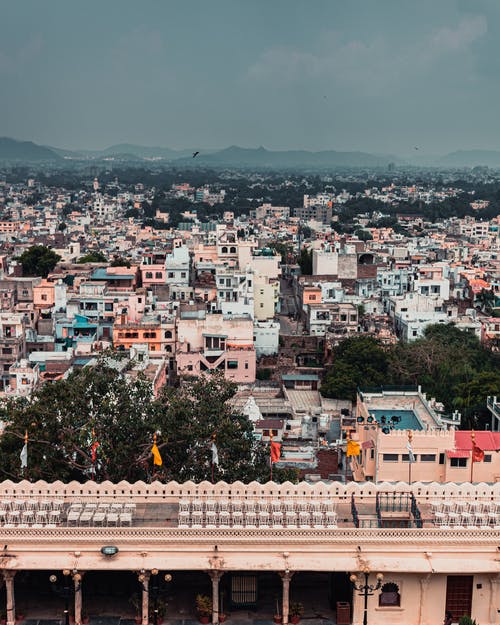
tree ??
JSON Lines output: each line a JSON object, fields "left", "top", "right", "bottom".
{"left": 0, "top": 367, "right": 297, "bottom": 484}
{"left": 17, "top": 245, "right": 61, "bottom": 278}
{"left": 321, "top": 336, "right": 389, "bottom": 401}
{"left": 58, "top": 222, "right": 67, "bottom": 231}
{"left": 354, "top": 229, "right": 373, "bottom": 241}
{"left": 298, "top": 248, "right": 313, "bottom": 275}
{"left": 78, "top": 251, "right": 108, "bottom": 263}
{"left": 155, "top": 374, "right": 297, "bottom": 483}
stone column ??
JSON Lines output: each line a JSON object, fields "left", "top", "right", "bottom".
{"left": 279, "top": 571, "right": 294, "bottom": 625}
{"left": 418, "top": 573, "right": 431, "bottom": 625}
{"left": 209, "top": 571, "right": 224, "bottom": 625}
{"left": 489, "top": 573, "right": 500, "bottom": 625}
{"left": 139, "top": 572, "right": 150, "bottom": 625}
{"left": 73, "top": 573, "right": 84, "bottom": 625}
{"left": 3, "top": 571, "right": 16, "bottom": 625}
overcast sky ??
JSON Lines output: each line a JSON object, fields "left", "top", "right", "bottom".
{"left": 1, "top": 0, "right": 500, "bottom": 155}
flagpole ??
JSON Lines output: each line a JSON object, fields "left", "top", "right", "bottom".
{"left": 408, "top": 430, "right": 413, "bottom": 485}
{"left": 470, "top": 430, "right": 475, "bottom": 483}
{"left": 269, "top": 434, "right": 274, "bottom": 482}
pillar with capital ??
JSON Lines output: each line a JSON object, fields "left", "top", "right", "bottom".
{"left": 279, "top": 571, "right": 294, "bottom": 625}
{"left": 209, "top": 571, "right": 224, "bottom": 625}
{"left": 418, "top": 573, "right": 431, "bottom": 625}
{"left": 73, "top": 572, "right": 84, "bottom": 625}
{"left": 489, "top": 573, "right": 500, "bottom": 625}
{"left": 3, "top": 571, "right": 16, "bottom": 625}
{"left": 138, "top": 571, "right": 150, "bottom": 625}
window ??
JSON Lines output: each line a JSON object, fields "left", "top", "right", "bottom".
{"left": 309, "top": 295, "right": 316, "bottom": 301}
{"left": 181, "top": 272, "right": 186, "bottom": 278}
{"left": 41, "top": 294, "right": 48, "bottom": 301}
{"left": 484, "top": 454, "right": 492, "bottom": 462}
{"left": 155, "top": 272, "right": 162, "bottom": 279}
{"left": 168, "top": 272, "right": 174, "bottom": 278}
{"left": 230, "top": 246, "right": 236, "bottom": 254}
{"left": 439, "top": 453, "right": 445, "bottom": 465}
{"left": 244, "top": 362, "right": 248, "bottom": 369}
{"left": 165, "top": 330, "right": 172, "bottom": 339}
{"left": 379, "top": 582, "right": 400, "bottom": 607}
{"left": 450, "top": 457, "right": 467, "bottom": 468}
{"left": 382, "top": 453, "right": 399, "bottom": 462}
{"left": 227, "top": 360, "right": 238, "bottom": 369}
{"left": 145, "top": 272, "right": 153, "bottom": 279}
{"left": 187, "top": 364, "right": 193, "bottom": 371}
{"left": 105, "top": 303, "right": 113, "bottom": 311}
{"left": 420, "top": 454, "right": 436, "bottom": 462}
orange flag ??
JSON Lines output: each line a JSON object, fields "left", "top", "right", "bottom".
{"left": 270, "top": 436, "right": 281, "bottom": 463}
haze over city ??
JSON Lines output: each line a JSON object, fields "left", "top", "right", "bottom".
{"left": 2, "top": 0, "right": 500, "bottom": 155}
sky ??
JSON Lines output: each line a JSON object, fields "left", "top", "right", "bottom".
{"left": 1, "top": 0, "right": 500, "bottom": 155}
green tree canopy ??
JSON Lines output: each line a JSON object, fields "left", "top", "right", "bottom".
{"left": 78, "top": 251, "right": 108, "bottom": 263}
{"left": 17, "top": 245, "right": 61, "bottom": 277}
{"left": 321, "top": 336, "right": 389, "bottom": 401}
{"left": 0, "top": 366, "right": 296, "bottom": 484}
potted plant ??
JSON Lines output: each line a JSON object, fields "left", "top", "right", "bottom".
{"left": 273, "top": 596, "right": 282, "bottom": 624}
{"left": 196, "top": 594, "right": 212, "bottom": 624}
{"left": 129, "top": 592, "right": 142, "bottom": 625}
{"left": 459, "top": 617, "right": 478, "bottom": 625}
{"left": 149, "top": 598, "right": 166, "bottom": 625}
{"left": 289, "top": 602, "right": 304, "bottom": 624}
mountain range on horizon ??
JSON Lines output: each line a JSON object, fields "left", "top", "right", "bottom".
{"left": 1, "top": 136, "right": 500, "bottom": 169}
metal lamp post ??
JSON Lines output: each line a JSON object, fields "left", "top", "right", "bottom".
{"left": 349, "top": 568, "right": 383, "bottom": 625}
{"left": 49, "top": 569, "right": 81, "bottom": 625}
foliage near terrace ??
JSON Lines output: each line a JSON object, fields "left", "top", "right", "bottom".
{"left": 321, "top": 324, "right": 500, "bottom": 428}
{"left": 0, "top": 367, "right": 297, "bottom": 484}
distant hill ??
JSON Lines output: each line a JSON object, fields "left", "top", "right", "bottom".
{"left": 177, "top": 145, "right": 396, "bottom": 168}
{"left": 99, "top": 144, "right": 193, "bottom": 159}
{"left": 439, "top": 150, "right": 500, "bottom": 167}
{"left": 0, "top": 137, "right": 62, "bottom": 162}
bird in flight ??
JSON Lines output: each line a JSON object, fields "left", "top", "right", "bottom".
{"left": 192, "top": 151, "right": 200, "bottom": 158}
{"left": 414, "top": 146, "right": 419, "bottom": 150}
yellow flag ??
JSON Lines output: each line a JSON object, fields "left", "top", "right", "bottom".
{"left": 346, "top": 439, "right": 361, "bottom": 457}
{"left": 151, "top": 441, "right": 163, "bottom": 466}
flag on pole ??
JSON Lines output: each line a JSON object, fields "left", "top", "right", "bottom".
{"left": 20, "top": 431, "right": 28, "bottom": 470}
{"left": 472, "top": 443, "right": 484, "bottom": 462}
{"left": 151, "top": 433, "right": 163, "bottom": 466}
{"left": 211, "top": 441, "right": 219, "bottom": 466}
{"left": 406, "top": 440, "right": 416, "bottom": 464}
{"left": 91, "top": 429, "right": 100, "bottom": 463}
{"left": 471, "top": 430, "right": 484, "bottom": 463}
{"left": 346, "top": 439, "right": 361, "bottom": 457}
{"left": 270, "top": 437, "right": 281, "bottom": 463}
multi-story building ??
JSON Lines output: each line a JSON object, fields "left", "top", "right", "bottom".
{"left": 0, "top": 313, "right": 27, "bottom": 391}
{"left": 176, "top": 304, "right": 256, "bottom": 383}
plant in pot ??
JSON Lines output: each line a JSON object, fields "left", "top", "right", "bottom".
{"left": 273, "top": 595, "right": 282, "bottom": 624}
{"left": 289, "top": 602, "right": 304, "bottom": 624}
{"left": 459, "top": 617, "right": 478, "bottom": 625}
{"left": 129, "top": 592, "right": 142, "bottom": 625}
{"left": 196, "top": 594, "right": 213, "bottom": 624}
{"left": 149, "top": 598, "right": 167, "bottom": 624}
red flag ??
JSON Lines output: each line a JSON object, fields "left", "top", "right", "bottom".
{"left": 472, "top": 444, "right": 484, "bottom": 462}
{"left": 270, "top": 440, "right": 281, "bottom": 463}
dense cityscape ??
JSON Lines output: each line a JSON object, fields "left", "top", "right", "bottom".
{"left": 1, "top": 1, "right": 500, "bottom": 625}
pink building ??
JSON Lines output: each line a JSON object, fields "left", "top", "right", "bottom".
{"left": 176, "top": 304, "right": 256, "bottom": 383}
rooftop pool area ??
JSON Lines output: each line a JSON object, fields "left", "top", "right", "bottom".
{"left": 370, "top": 409, "right": 423, "bottom": 431}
